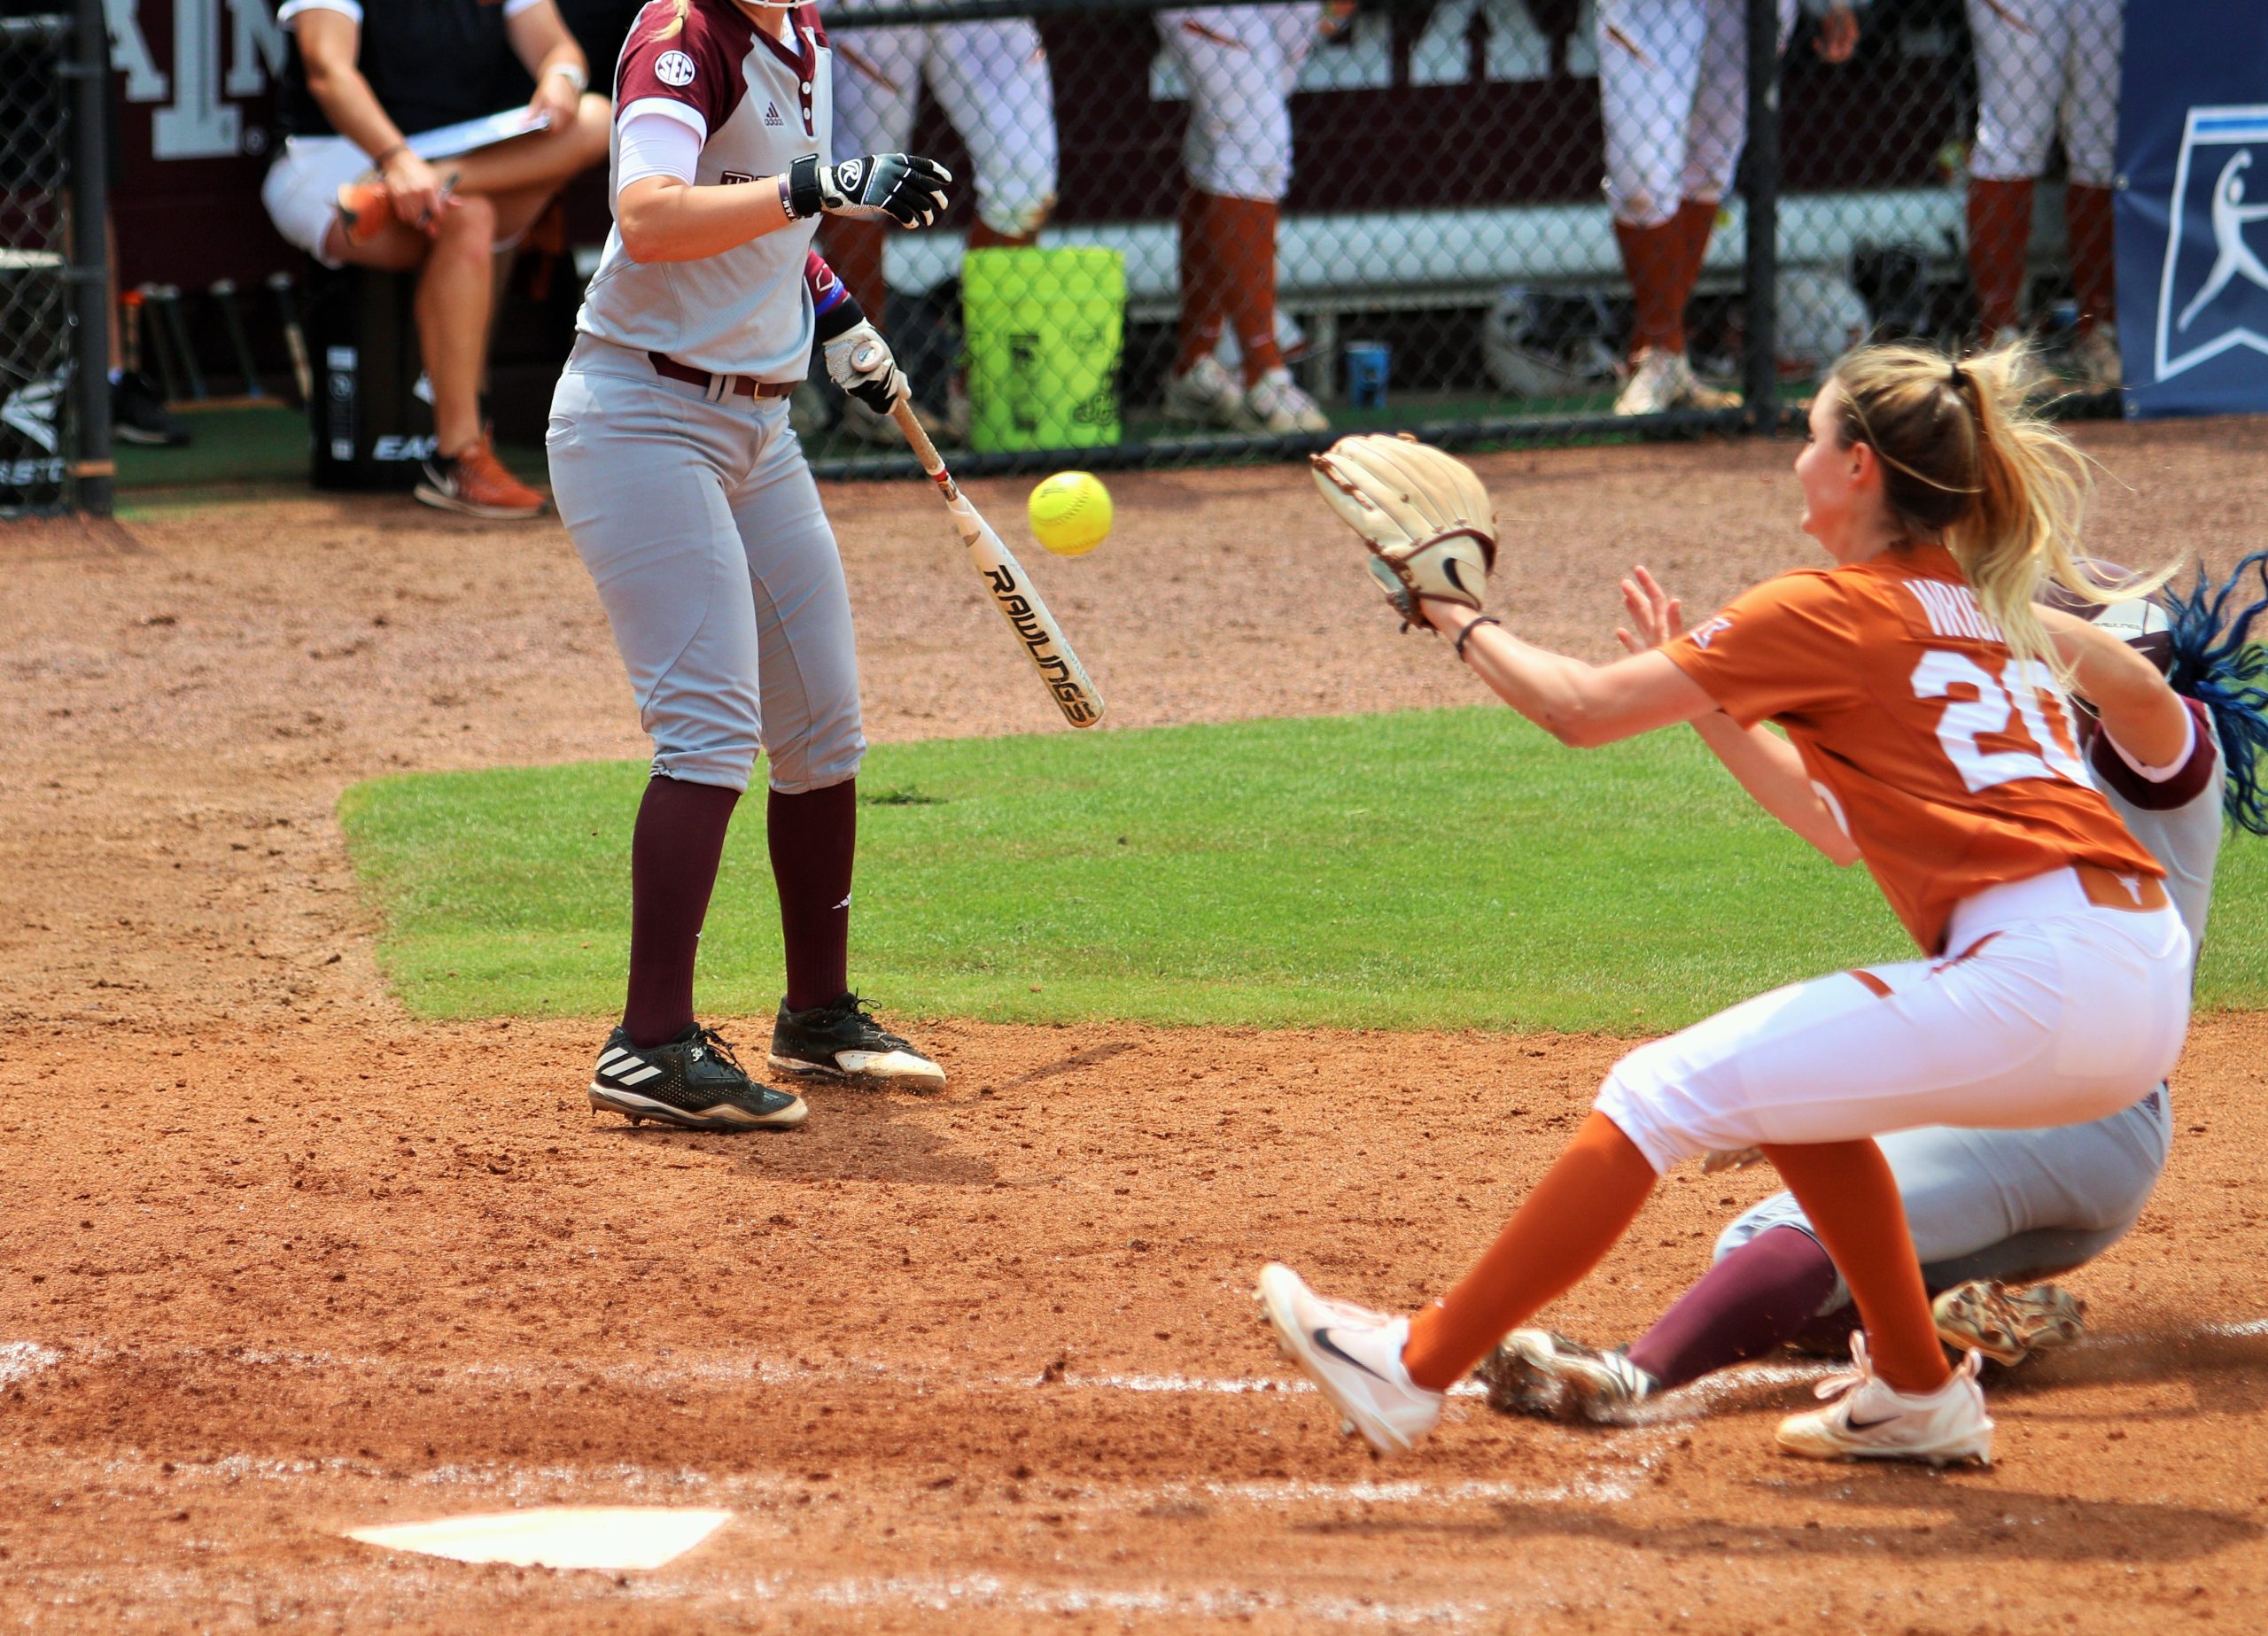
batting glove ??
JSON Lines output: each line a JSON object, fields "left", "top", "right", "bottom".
{"left": 823, "top": 319, "right": 910, "bottom": 416}
{"left": 788, "top": 152, "right": 952, "bottom": 229}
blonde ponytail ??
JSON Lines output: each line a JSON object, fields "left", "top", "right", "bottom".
{"left": 651, "top": 0, "right": 692, "bottom": 41}
{"left": 1828, "top": 337, "right": 2171, "bottom": 671}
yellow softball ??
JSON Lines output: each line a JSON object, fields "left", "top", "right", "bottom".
{"left": 1028, "top": 471, "right": 1113, "bottom": 556}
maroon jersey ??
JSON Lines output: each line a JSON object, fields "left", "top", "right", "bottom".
{"left": 577, "top": 0, "right": 835, "bottom": 379}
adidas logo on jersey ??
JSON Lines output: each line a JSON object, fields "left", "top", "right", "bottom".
{"left": 764, "top": 100, "right": 784, "bottom": 128}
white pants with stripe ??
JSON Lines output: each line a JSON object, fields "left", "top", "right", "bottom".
{"left": 1157, "top": 5, "right": 1321, "bottom": 203}
{"left": 1595, "top": 867, "right": 2192, "bottom": 1175}
{"left": 830, "top": 4, "right": 1059, "bottom": 238}
{"left": 1967, "top": 0, "right": 2124, "bottom": 187}
{"left": 1597, "top": 0, "right": 1798, "bottom": 226}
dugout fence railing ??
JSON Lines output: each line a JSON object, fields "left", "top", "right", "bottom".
{"left": 799, "top": 0, "right": 2120, "bottom": 482}
{"left": 0, "top": 0, "right": 109, "bottom": 516}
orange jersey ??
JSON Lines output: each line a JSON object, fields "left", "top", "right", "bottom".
{"left": 1666, "top": 544, "right": 2163, "bottom": 953}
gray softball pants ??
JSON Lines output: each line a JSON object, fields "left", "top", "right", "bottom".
{"left": 546, "top": 336, "right": 866, "bottom": 795}
{"left": 1716, "top": 1085, "right": 2174, "bottom": 1314}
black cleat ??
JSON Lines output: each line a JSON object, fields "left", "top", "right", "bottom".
{"left": 589, "top": 1024, "right": 806, "bottom": 1130}
{"left": 112, "top": 371, "right": 190, "bottom": 446}
{"left": 768, "top": 991, "right": 944, "bottom": 1087}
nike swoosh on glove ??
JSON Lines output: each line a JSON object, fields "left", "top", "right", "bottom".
{"left": 1311, "top": 433, "right": 1499, "bottom": 626}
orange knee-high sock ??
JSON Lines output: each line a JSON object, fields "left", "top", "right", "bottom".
{"left": 1967, "top": 176, "right": 2034, "bottom": 335}
{"left": 1175, "top": 187, "right": 1228, "bottom": 375}
{"left": 1614, "top": 217, "right": 1688, "bottom": 355}
{"left": 1402, "top": 1112, "right": 1658, "bottom": 1392}
{"left": 1673, "top": 197, "right": 1718, "bottom": 328}
{"left": 1213, "top": 195, "right": 1284, "bottom": 384}
{"left": 1759, "top": 1140, "right": 1951, "bottom": 1394}
{"left": 822, "top": 216, "right": 889, "bottom": 325}
{"left": 967, "top": 220, "right": 1037, "bottom": 252}
{"left": 2066, "top": 182, "right": 2117, "bottom": 333}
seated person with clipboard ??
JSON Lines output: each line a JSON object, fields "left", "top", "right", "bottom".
{"left": 264, "top": 0, "right": 610, "bottom": 519}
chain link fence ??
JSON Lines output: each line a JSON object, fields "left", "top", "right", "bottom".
{"left": 0, "top": 11, "right": 78, "bottom": 515}
{"left": 795, "top": 0, "right": 2120, "bottom": 479}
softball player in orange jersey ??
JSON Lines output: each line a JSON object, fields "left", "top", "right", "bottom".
{"left": 1263, "top": 339, "right": 2191, "bottom": 1466}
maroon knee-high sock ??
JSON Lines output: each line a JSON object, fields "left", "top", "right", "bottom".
{"left": 1622, "top": 1226, "right": 1841, "bottom": 1391}
{"left": 769, "top": 779, "right": 857, "bottom": 1012}
{"left": 622, "top": 775, "right": 741, "bottom": 1048}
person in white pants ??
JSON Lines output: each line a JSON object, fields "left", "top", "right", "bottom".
{"left": 824, "top": 0, "right": 1060, "bottom": 440}
{"left": 1484, "top": 549, "right": 2268, "bottom": 1423}
{"left": 1156, "top": 4, "right": 1331, "bottom": 436}
{"left": 1598, "top": 0, "right": 1857, "bottom": 415}
{"left": 1964, "top": 0, "right": 2125, "bottom": 392}
{"left": 1260, "top": 339, "right": 2190, "bottom": 1469}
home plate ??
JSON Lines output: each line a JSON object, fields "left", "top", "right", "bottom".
{"left": 346, "top": 1507, "right": 733, "bottom": 1571}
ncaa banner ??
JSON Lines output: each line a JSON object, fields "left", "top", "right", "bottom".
{"left": 2119, "top": 0, "right": 2268, "bottom": 415}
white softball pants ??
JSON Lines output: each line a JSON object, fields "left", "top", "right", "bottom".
{"left": 1597, "top": 0, "right": 1797, "bottom": 227}
{"left": 830, "top": 5, "right": 1060, "bottom": 238}
{"left": 1158, "top": 5, "right": 1321, "bottom": 203}
{"left": 546, "top": 337, "right": 866, "bottom": 795}
{"left": 1968, "top": 0, "right": 2124, "bottom": 186}
{"left": 1595, "top": 866, "right": 2192, "bottom": 1175}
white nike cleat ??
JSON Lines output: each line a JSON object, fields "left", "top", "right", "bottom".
{"left": 1776, "top": 1333, "right": 1993, "bottom": 1466}
{"left": 1239, "top": 367, "right": 1331, "bottom": 434}
{"left": 1255, "top": 1262, "right": 1444, "bottom": 1454}
{"left": 1479, "top": 1329, "right": 1658, "bottom": 1423}
{"left": 1162, "top": 354, "right": 1246, "bottom": 428}
{"left": 1613, "top": 345, "right": 1685, "bottom": 415}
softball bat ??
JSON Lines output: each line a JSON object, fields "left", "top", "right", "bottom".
{"left": 888, "top": 394, "right": 1105, "bottom": 729}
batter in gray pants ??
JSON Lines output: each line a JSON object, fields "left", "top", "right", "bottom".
{"left": 553, "top": 0, "right": 957, "bottom": 1133}
{"left": 549, "top": 336, "right": 863, "bottom": 797}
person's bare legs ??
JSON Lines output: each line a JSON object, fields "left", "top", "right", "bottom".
{"left": 321, "top": 197, "right": 506, "bottom": 457}
{"left": 413, "top": 195, "right": 499, "bottom": 456}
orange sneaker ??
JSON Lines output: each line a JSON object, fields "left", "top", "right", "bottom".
{"left": 415, "top": 438, "right": 548, "bottom": 520}
{"left": 335, "top": 174, "right": 397, "bottom": 247}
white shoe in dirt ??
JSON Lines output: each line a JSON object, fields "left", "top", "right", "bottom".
{"left": 1240, "top": 367, "right": 1330, "bottom": 434}
{"left": 1931, "top": 1280, "right": 2085, "bottom": 1369}
{"left": 1776, "top": 1333, "right": 1993, "bottom": 1466}
{"left": 1255, "top": 1262, "right": 1443, "bottom": 1454}
{"left": 1479, "top": 1329, "right": 1658, "bottom": 1423}
{"left": 1614, "top": 345, "right": 1685, "bottom": 415}
{"left": 1162, "top": 354, "right": 1246, "bottom": 427}
{"left": 2069, "top": 325, "right": 2122, "bottom": 392}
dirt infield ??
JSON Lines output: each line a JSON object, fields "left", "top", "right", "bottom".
{"left": 5, "top": 420, "right": 2268, "bottom": 1629}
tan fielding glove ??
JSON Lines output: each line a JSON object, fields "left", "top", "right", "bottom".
{"left": 1310, "top": 433, "right": 1498, "bottom": 627}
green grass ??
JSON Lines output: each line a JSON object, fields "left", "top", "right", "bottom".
{"left": 338, "top": 706, "right": 2268, "bottom": 1035}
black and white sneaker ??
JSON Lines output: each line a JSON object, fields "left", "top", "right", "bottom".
{"left": 769, "top": 991, "right": 945, "bottom": 1088}
{"left": 589, "top": 1024, "right": 807, "bottom": 1130}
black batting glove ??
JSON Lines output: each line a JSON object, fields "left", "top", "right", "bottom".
{"left": 788, "top": 152, "right": 952, "bottom": 229}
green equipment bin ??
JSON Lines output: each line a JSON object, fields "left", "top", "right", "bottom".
{"left": 961, "top": 247, "right": 1124, "bottom": 454}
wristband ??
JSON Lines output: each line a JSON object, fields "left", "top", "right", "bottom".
{"left": 786, "top": 154, "right": 825, "bottom": 221}
{"left": 374, "top": 143, "right": 409, "bottom": 169}
{"left": 1453, "top": 616, "right": 1502, "bottom": 661}
{"left": 546, "top": 62, "right": 588, "bottom": 93}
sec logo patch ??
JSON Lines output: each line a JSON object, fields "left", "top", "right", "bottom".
{"left": 655, "top": 50, "right": 696, "bottom": 88}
